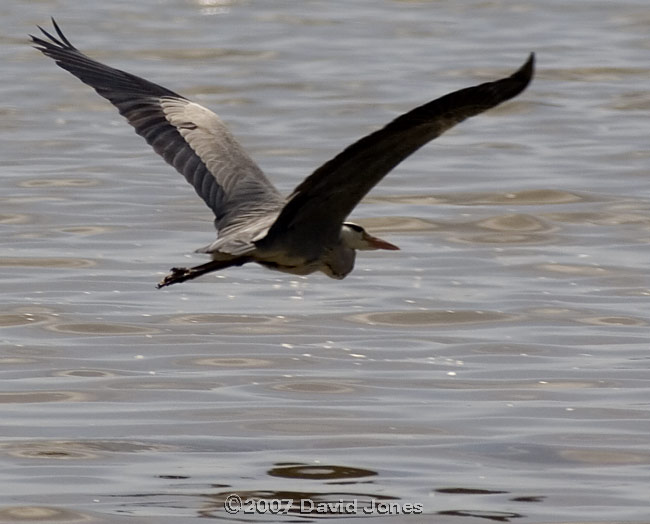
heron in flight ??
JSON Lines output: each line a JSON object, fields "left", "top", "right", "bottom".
{"left": 32, "top": 20, "right": 534, "bottom": 288}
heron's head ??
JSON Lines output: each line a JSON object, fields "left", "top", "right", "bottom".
{"left": 341, "top": 222, "right": 400, "bottom": 251}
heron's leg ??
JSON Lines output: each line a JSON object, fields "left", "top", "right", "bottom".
{"left": 157, "top": 258, "right": 249, "bottom": 288}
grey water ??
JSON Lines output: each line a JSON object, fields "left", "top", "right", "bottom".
{"left": 2, "top": 0, "right": 650, "bottom": 522}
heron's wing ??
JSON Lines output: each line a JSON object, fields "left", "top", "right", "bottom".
{"left": 31, "top": 19, "right": 283, "bottom": 233}
{"left": 263, "top": 54, "right": 534, "bottom": 249}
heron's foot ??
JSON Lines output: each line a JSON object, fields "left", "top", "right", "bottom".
{"left": 157, "top": 267, "right": 193, "bottom": 289}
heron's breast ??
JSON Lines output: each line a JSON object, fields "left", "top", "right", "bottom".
{"left": 256, "top": 258, "right": 320, "bottom": 276}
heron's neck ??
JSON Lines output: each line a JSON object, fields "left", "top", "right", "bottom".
{"left": 340, "top": 223, "right": 363, "bottom": 249}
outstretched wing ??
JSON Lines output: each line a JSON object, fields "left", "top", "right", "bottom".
{"left": 263, "top": 54, "right": 534, "bottom": 251}
{"left": 31, "top": 19, "right": 283, "bottom": 233}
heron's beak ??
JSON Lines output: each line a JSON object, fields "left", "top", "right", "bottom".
{"left": 364, "top": 233, "right": 400, "bottom": 251}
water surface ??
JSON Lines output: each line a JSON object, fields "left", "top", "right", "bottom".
{"left": 2, "top": 0, "right": 650, "bottom": 522}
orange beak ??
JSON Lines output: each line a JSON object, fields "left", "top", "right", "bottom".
{"left": 364, "top": 233, "right": 400, "bottom": 250}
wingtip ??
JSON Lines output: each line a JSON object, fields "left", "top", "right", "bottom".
{"left": 526, "top": 52, "right": 535, "bottom": 70}
{"left": 30, "top": 27, "right": 48, "bottom": 49}
{"left": 512, "top": 52, "right": 535, "bottom": 88}
{"left": 50, "top": 16, "right": 62, "bottom": 35}
{"left": 32, "top": 17, "right": 74, "bottom": 50}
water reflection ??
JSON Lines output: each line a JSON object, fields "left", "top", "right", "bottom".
{"left": 45, "top": 322, "right": 158, "bottom": 335}
{"left": 0, "top": 507, "right": 92, "bottom": 523}
{"left": 5, "top": 0, "right": 650, "bottom": 522}
{"left": 199, "top": 463, "right": 391, "bottom": 518}
{"left": 437, "top": 509, "right": 524, "bottom": 522}
{"left": 0, "top": 258, "right": 95, "bottom": 268}
{"left": 199, "top": 489, "right": 398, "bottom": 519}
{"left": 54, "top": 226, "right": 114, "bottom": 236}
{"left": 268, "top": 463, "right": 377, "bottom": 480}
{"left": 270, "top": 381, "right": 359, "bottom": 394}
{"left": 559, "top": 448, "right": 650, "bottom": 466}
{"left": 0, "top": 391, "right": 91, "bottom": 403}
{"left": 169, "top": 313, "right": 295, "bottom": 334}
{"left": 0, "top": 312, "right": 51, "bottom": 326}
{"left": 18, "top": 178, "right": 101, "bottom": 188}
{"left": 192, "top": 357, "right": 272, "bottom": 368}
{"left": 578, "top": 315, "right": 646, "bottom": 326}
{"left": 436, "top": 488, "right": 507, "bottom": 495}
{"left": 53, "top": 369, "right": 117, "bottom": 378}
{"left": 0, "top": 213, "right": 30, "bottom": 224}
{"left": 368, "top": 189, "right": 586, "bottom": 206}
{"left": 0, "top": 440, "right": 173, "bottom": 460}
{"left": 347, "top": 310, "right": 518, "bottom": 326}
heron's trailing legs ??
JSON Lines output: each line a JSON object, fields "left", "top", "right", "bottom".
{"left": 157, "top": 257, "right": 250, "bottom": 288}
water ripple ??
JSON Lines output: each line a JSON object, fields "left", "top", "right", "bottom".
{"left": 347, "top": 310, "right": 518, "bottom": 327}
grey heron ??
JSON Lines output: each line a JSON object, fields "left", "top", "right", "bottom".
{"left": 31, "top": 20, "right": 534, "bottom": 288}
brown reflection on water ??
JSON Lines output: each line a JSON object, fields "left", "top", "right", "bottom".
{"left": 169, "top": 313, "right": 284, "bottom": 325}
{"left": 184, "top": 353, "right": 310, "bottom": 375}
{"left": 132, "top": 47, "right": 276, "bottom": 61}
{"left": 169, "top": 313, "right": 295, "bottom": 335}
{"left": 0, "top": 391, "right": 91, "bottom": 403}
{"left": 53, "top": 369, "right": 118, "bottom": 378}
{"left": 536, "top": 263, "right": 608, "bottom": 276}
{"left": 546, "top": 209, "right": 650, "bottom": 226}
{"left": 560, "top": 448, "right": 650, "bottom": 466}
{"left": 610, "top": 90, "right": 650, "bottom": 111}
{"left": 270, "top": 381, "right": 359, "bottom": 394}
{"left": 543, "top": 65, "right": 649, "bottom": 82}
{"left": 0, "top": 257, "right": 96, "bottom": 268}
{"left": 193, "top": 357, "right": 273, "bottom": 368}
{"left": 242, "top": 418, "right": 403, "bottom": 438}
{"left": 0, "top": 440, "right": 173, "bottom": 460}
{"left": 476, "top": 214, "right": 551, "bottom": 232}
{"left": 0, "top": 357, "right": 38, "bottom": 365}
{"left": 0, "top": 312, "right": 51, "bottom": 327}
{"left": 578, "top": 315, "right": 646, "bottom": 326}
{"left": 421, "top": 378, "right": 608, "bottom": 393}
{"left": 526, "top": 307, "right": 647, "bottom": 328}
{"left": 110, "top": 378, "right": 219, "bottom": 390}
{"left": 54, "top": 226, "right": 114, "bottom": 236}
{"left": 0, "top": 213, "right": 30, "bottom": 224}
{"left": 348, "top": 310, "right": 518, "bottom": 327}
{"left": 18, "top": 178, "right": 101, "bottom": 188}
{"left": 45, "top": 322, "right": 158, "bottom": 335}
{"left": 369, "top": 189, "right": 585, "bottom": 206}
{"left": 446, "top": 213, "right": 555, "bottom": 245}
{"left": 0, "top": 506, "right": 93, "bottom": 523}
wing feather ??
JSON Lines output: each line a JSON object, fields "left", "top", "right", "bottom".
{"left": 263, "top": 54, "right": 534, "bottom": 250}
{"left": 31, "top": 19, "right": 283, "bottom": 233}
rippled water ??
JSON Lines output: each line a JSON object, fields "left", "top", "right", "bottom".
{"left": 2, "top": 0, "right": 650, "bottom": 523}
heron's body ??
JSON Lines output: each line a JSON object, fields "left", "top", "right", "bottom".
{"left": 31, "top": 20, "right": 534, "bottom": 288}
{"left": 184, "top": 221, "right": 369, "bottom": 282}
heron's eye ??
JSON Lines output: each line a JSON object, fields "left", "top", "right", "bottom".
{"left": 344, "top": 223, "right": 364, "bottom": 233}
